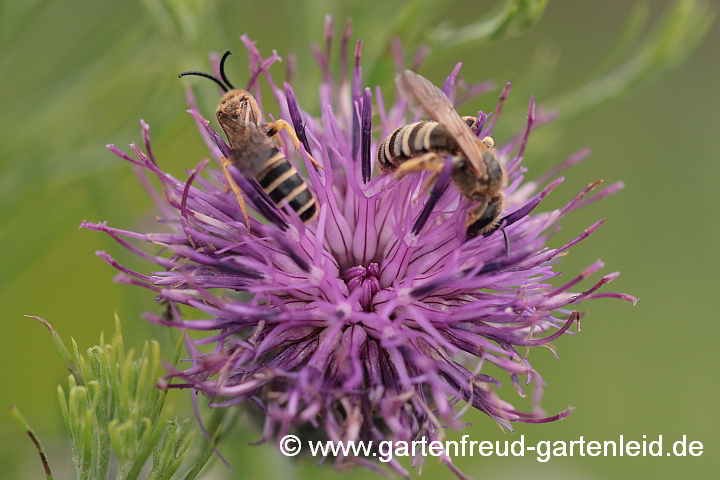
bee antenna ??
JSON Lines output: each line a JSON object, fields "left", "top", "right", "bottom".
{"left": 219, "top": 51, "right": 235, "bottom": 90}
{"left": 177, "top": 71, "right": 229, "bottom": 93}
{"left": 502, "top": 228, "right": 511, "bottom": 257}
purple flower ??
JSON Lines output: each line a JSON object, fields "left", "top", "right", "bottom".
{"left": 84, "top": 20, "right": 635, "bottom": 479}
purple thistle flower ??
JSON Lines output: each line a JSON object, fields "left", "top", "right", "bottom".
{"left": 84, "top": 21, "right": 635, "bottom": 479}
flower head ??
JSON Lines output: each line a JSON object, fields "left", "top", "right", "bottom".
{"left": 85, "top": 19, "right": 635, "bottom": 478}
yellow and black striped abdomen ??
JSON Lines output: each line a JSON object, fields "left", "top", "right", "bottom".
{"left": 376, "top": 116, "right": 477, "bottom": 173}
{"left": 254, "top": 149, "right": 317, "bottom": 222}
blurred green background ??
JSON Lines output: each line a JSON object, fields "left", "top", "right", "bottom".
{"left": 2, "top": 0, "right": 718, "bottom": 478}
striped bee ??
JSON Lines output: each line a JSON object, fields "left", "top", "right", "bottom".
{"left": 179, "top": 51, "right": 320, "bottom": 228}
{"left": 382, "top": 70, "right": 506, "bottom": 238}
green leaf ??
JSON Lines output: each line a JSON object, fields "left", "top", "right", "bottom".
{"left": 182, "top": 407, "right": 239, "bottom": 480}
{"left": 124, "top": 416, "right": 167, "bottom": 480}
{"left": 9, "top": 405, "right": 54, "bottom": 480}
{"left": 26, "top": 316, "right": 85, "bottom": 385}
{"left": 592, "top": 3, "right": 651, "bottom": 77}
{"left": 427, "top": 0, "right": 549, "bottom": 49}
{"left": 547, "top": 0, "right": 715, "bottom": 122}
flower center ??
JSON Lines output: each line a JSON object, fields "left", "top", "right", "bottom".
{"left": 341, "top": 263, "right": 381, "bottom": 311}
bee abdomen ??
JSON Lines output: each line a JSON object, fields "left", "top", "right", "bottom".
{"left": 376, "top": 136, "right": 396, "bottom": 172}
{"left": 377, "top": 117, "right": 478, "bottom": 173}
{"left": 377, "top": 121, "right": 428, "bottom": 172}
{"left": 256, "top": 152, "right": 317, "bottom": 222}
{"left": 378, "top": 124, "right": 408, "bottom": 172}
{"left": 288, "top": 185, "right": 317, "bottom": 222}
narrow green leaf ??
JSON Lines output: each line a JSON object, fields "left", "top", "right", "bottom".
{"left": 68, "top": 386, "right": 87, "bottom": 449}
{"left": 145, "top": 340, "right": 163, "bottom": 419}
{"left": 26, "top": 316, "right": 84, "bottom": 385}
{"left": 92, "top": 417, "right": 111, "bottom": 480}
{"left": 170, "top": 333, "right": 185, "bottom": 368}
{"left": 10, "top": 405, "right": 54, "bottom": 480}
{"left": 57, "top": 383, "right": 82, "bottom": 474}
{"left": 175, "top": 420, "right": 194, "bottom": 457}
{"left": 135, "top": 343, "right": 150, "bottom": 414}
{"left": 56, "top": 385, "right": 71, "bottom": 433}
{"left": 181, "top": 429, "right": 221, "bottom": 480}
{"left": 114, "top": 313, "right": 126, "bottom": 368}
{"left": 162, "top": 456, "right": 186, "bottom": 480}
{"left": 124, "top": 417, "right": 167, "bottom": 480}
{"left": 71, "top": 338, "right": 89, "bottom": 385}
{"left": 427, "top": 0, "right": 549, "bottom": 49}
{"left": 80, "top": 408, "right": 93, "bottom": 480}
{"left": 547, "top": 0, "right": 715, "bottom": 121}
{"left": 182, "top": 408, "right": 239, "bottom": 480}
{"left": 592, "top": 3, "right": 651, "bottom": 77}
{"left": 120, "top": 349, "right": 135, "bottom": 422}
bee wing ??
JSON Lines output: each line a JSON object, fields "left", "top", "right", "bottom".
{"left": 225, "top": 122, "right": 277, "bottom": 173}
{"left": 397, "top": 69, "right": 486, "bottom": 176}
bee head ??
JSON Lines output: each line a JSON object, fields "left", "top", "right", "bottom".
{"left": 216, "top": 90, "right": 262, "bottom": 125}
{"left": 484, "top": 149, "right": 507, "bottom": 194}
{"left": 179, "top": 50, "right": 264, "bottom": 129}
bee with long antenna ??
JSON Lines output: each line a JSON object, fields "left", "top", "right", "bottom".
{"left": 178, "top": 51, "right": 321, "bottom": 228}
{"left": 380, "top": 70, "right": 506, "bottom": 238}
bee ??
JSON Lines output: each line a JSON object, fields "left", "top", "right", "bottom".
{"left": 178, "top": 51, "right": 321, "bottom": 228}
{"left": 381, "top": 70, "right": 506, "bottom": 238}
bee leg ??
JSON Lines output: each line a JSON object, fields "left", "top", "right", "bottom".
{"left": 392, "top": 152, "right": 444, "bottom": 180}
{"left": 222, "top": 158, "right": 251, "bottom": 234}
{"left": 265, "top": 119, "right": 324, "bottom": 169}
{"left": 502, "top": 227, "right": 511, "bottom": 257}
{"left": 416, "top": 154, "right": 467, "bottom": 199}
{"left": 417, "top": 171, "right": 440, "bottom": 201}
